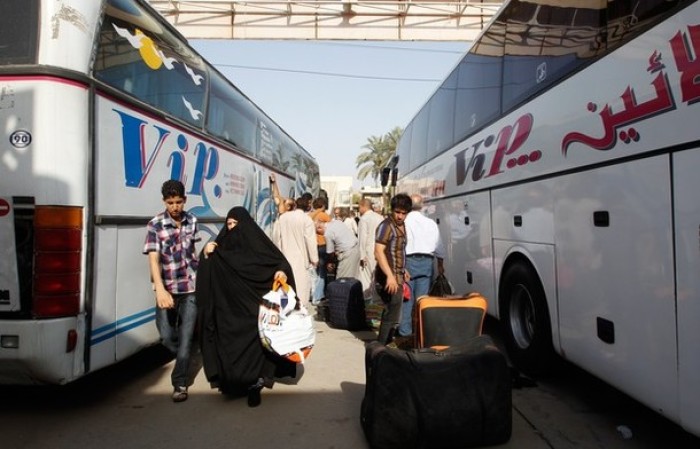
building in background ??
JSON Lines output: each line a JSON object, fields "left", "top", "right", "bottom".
{"left": 358, "top": 186, "right": 385, "bottom": 213}
{"left": 321, "top": 177, "right": 386, "bottom": 215}
{"left": 321, "top": 176, "right": 354, "bottom": 213}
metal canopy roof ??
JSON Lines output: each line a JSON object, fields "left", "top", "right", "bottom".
{"left": 146, "top": 1, "right": 505, "bottom": 41}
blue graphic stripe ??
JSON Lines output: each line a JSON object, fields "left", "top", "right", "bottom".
{"left": 90, "top": 307, "right": 156, "bottom": 346}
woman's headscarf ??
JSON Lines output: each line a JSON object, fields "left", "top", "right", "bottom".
{"left": 213, "top": 206, "right": 295, "bottom": 294}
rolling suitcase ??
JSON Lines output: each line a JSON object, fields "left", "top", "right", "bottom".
{"left": 414, "top": 293, "right": 487, "bottom": 350}
{"left": 360, "top": 335, "right": 512, "bottom": 449}
{"left": 326, "top": 277, "right": 366, "bottom": 330}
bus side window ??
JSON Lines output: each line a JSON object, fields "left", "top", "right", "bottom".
{"left": 501, "top": 3, "right": 601, "bottom": 113}
{"left": 426, "top": 70, "right": 457, "bottom": 160}
{"left": 95, "top": 9, "right": 207, "bottom": 127}
{"left": 207, "top": 73, "right": 257, "bottom": 156}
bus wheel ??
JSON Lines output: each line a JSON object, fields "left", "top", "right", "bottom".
{"left": 499, "top": 262, "right": 555, "bottom": 377}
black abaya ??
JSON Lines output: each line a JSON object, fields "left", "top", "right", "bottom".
{"left": 196, "top": 207, "right": 296, "bottom": 395}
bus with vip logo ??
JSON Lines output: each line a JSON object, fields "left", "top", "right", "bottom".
{"left": 395, "top": 0, "right": 700, "bottom": 436}
{"left": 0, "top": 0, "right": 318, "bottom": 384}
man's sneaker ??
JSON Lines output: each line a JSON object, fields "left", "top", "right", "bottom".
{"left": 172, "top": 386, "right": 188, "bottom": 403}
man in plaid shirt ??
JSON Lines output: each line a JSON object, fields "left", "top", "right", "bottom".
{"left": 143, "top": 179, "right": 199, "bottom": 402}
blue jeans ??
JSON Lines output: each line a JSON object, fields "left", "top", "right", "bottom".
{"left": 156, "top": 293, "right": 197, "bottom": 388}
{"left": 312, "top": 245, "right": 328, "bottom": 304}
{"left": 400, "top": 255, "right": 434, "bottom": 336}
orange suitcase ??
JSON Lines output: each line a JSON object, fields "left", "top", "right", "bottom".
{"left": 414, "top": 293, "right": 487, "bottom": 350}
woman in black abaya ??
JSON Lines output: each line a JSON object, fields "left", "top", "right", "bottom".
{"left": 196, "top": 206, "right": 297, "bottom": 407}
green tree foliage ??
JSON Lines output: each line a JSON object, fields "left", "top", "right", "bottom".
{"left": 355, "top": 126, "right": 403, "bottom": 185}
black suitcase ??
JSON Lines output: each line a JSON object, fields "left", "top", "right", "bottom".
{"left": 326, "top": 277, "right": 366, "bottom": 330}
{"left": 361, "top": 335, "right": 512, "bottom": 449}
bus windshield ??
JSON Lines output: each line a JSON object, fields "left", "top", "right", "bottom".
{"left": 0, "top": 0, "right": 39, "bottom": 65}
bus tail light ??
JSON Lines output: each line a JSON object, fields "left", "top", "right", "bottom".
{"left": 66, "top": 329, "right": 78, "bottom": 352}
{"left": 32, "top": 206, "right": 83, "bottom": 318}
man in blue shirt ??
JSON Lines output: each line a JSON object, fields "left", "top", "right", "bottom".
{"left": 400, "top": 194, "right": 445, "bottom": 339}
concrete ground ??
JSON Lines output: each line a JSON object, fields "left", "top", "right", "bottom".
{"left": 6, "top": 314, "right": 697, "bottom": 448}
{"left": 173, "top": 318, "right": 544, "bottom": 449}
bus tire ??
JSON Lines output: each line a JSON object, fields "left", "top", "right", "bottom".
{"left": 499, "top": 262, "right": 556, "bottom": 377}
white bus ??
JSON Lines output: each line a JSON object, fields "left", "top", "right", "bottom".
{"left": 0, "top": 0, "right": 319, "bottom": 385}
{"left": 395, "top": 0, "right": 700, "bottom": 436}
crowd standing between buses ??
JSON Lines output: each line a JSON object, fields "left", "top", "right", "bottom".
{"left": 400, "top": 193, "right": 445, "bottom": 339}
{"left": 374, "top": 193, "right": 412, "bottom": 345}
{"left": 143, "top": 180, "right": 200, "bottom": 403}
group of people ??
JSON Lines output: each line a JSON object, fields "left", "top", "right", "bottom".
{"left": 268, "top": 174, "right": 366, "bottom": 306}
{"left": 142, "top": 178, "right": 444, "bottom": 408}
{"left": 144, "top": 180, "right": 297, "bottom": 408}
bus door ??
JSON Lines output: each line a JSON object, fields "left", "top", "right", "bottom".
{"left": 442, "top": 192, "right": 496, "bottom": 307}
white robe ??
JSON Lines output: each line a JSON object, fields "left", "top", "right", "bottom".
{"left": 357, "top": 209, "right": 384, "bottom": 299}
{"left": 272, "top": 209, "right": 318, "bottom": 305}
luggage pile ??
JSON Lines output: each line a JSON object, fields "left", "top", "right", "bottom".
{"left": 360, "top": 293, "right": 513, "bottom": 449}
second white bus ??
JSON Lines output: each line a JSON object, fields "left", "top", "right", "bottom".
{"left": 396, "top": 0, "right": 700, "bottom": 436}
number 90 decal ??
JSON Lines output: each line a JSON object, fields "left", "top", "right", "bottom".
{"left": 10, "top": 130, "right": 32, "bottom": 148}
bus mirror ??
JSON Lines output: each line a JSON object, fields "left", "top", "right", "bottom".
{"left": 381, "top": 167, "right": 391, "bottom": 187}
{"left": 391, "top": 169, "right": 398, "bottom": 186}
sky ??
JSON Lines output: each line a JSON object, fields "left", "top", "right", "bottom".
{"left": 189, "top": 40, "right": 468, "bottom": 188}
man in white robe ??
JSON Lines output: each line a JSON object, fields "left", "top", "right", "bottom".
{"left": 357, "top": 198, "right": 384, "bottom": 299}
{"left": 273, "top": 200, "right": 318, "bottom": 305}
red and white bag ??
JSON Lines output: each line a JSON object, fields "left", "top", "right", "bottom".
{"left": 258, "top": 279, "right": 315, "bottom": 363}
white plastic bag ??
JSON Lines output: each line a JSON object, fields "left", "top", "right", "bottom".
{"left": 262, "top": 279, "right": 297, "bottom": 316}
{"left": 258, "top": 280, "right": 315, "bottom": 363}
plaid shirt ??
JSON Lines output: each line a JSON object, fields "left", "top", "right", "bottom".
{"left": 375, "top": 216, "right": 406, "bottom": 282}
{"left": 143, "top": 210, "right": 199, "bottom": 294}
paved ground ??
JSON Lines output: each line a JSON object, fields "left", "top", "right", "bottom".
{"left": 5, "top": 314, "right": 698, "bottom": 449}
{"left": 167, "top": 317, "right": 545, "bottom": 449}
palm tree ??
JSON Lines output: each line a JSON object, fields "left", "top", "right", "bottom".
{"left": 355, "top": 126, "right": 403, "bottom": 185}
{"left": 384, "top": 126, "right": 402, "bottom": 153}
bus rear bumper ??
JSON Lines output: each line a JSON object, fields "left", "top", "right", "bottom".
{"left": 0, "top": 317, "right": 85, "bottom": 385}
